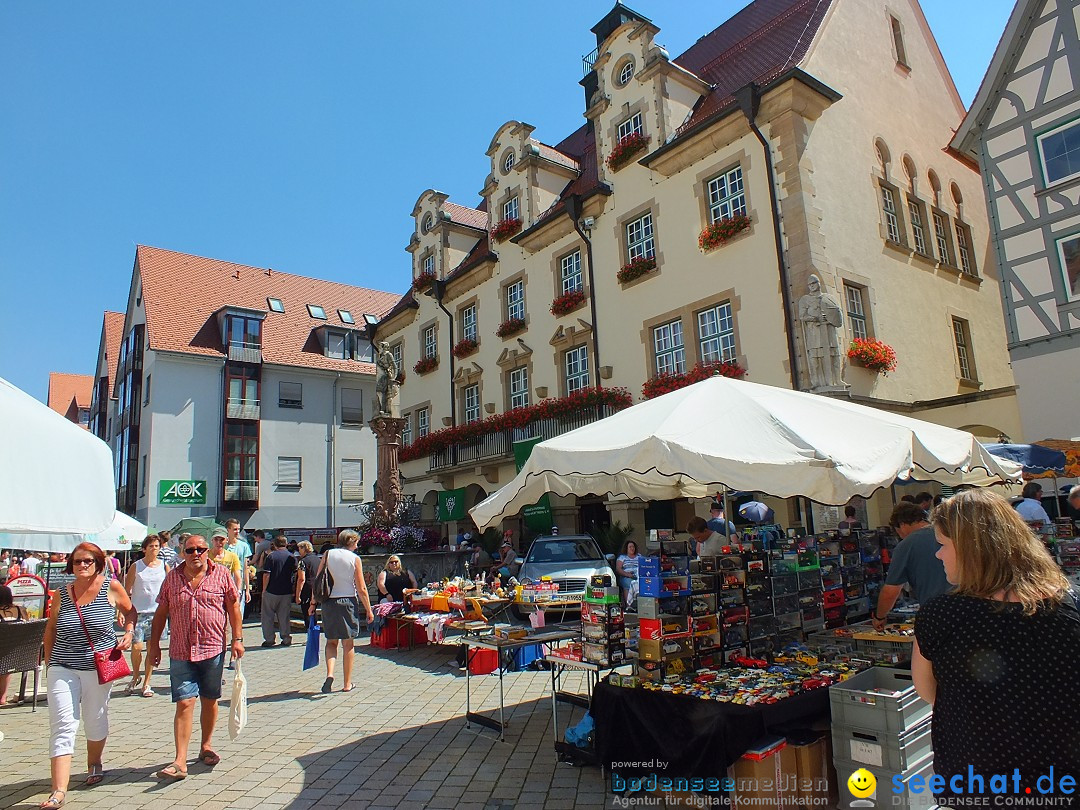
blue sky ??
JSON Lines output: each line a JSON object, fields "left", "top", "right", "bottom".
{"left": 0, "top": 1, "right": 1014, "bottom": 402}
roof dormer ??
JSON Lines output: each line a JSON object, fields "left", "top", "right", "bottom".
{"left": 407, "top": 189, "right": 485, "bottom": 287}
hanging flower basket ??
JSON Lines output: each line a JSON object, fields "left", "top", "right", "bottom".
{"left": 412, "top": 270, "right": 437, "bottom": 292}
{"left": 452, "top": 338, "right": 479, "bottom": 359}
{"left": 642, "top": 360, "right": 747, "bottom": 400}
{"left": 496, "top": 317, "right": 527, "bottom": 338}
{"left": 490, "top": 218, "right": 522, "bottom": 242}
{"left": 617, "top": 256, "right": 657, "bottom": 284}
{"left": 699, "top": 214, "right": 752, "bottom": 251}
{"left": 606, "top": 132, "right": 650, "bottom": 171}
{"left": 847, "top": 338, "right": 897, "bottom": 374}
{"left": 550, "top": 289, "right": 586, "bottom": 317}
{"left": 413, "top": 356, "right": 439, "bottom": 375}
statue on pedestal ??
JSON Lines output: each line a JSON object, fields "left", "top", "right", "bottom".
{"left": 369, "top": 415, "right": 407, "bottom": 528}
{"left": 374, "top": 341, "right": 400, "bottom": 418}
{"left": 797, "top": 274, "right": 846, "bottom": 390}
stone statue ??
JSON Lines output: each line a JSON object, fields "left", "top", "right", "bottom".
{"left": 374, "top": 341, "right": 400, "bottom": 418}
{"left": 797, "top": 274, "right": 845, "bottom": 390}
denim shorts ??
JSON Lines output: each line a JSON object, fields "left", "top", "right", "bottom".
{"left": 170, "top": 652, "right": 225, "bottom": 702}
{"left": 132, "top": 612, "right": 155, "bottom": 644}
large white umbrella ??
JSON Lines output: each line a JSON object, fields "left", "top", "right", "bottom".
{"left": 470, "top": 376, "right": 1022, "bottom": 530}
{"left": 0, "top": 376, "right": 115, "bottom": 534}
{"left": 0, "top": 511, "right": 148, "bottom": 553}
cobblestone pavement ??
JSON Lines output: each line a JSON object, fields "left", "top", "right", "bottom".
{"left": 0, "top": 622, "right": 611, "bottom": 810}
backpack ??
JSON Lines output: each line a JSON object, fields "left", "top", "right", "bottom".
{"left": 313, "top": 559, "right": 334, "bottom": 604}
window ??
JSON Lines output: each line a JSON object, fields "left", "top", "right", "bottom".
{"left": 503, "top": 196, "right": 519, "bottom": 222}
{"left": 277, "top": 456, "right": 302, "bottom": 487}
{"left": 933, "top": 212, "right": 954, "bottom": 265}
{"left": 267, "top": 297, "right": 284, "bottom": 313}
{"left": 401, "top": 415, "right": 413, "bottom": 447}
{"left": 626, "top": 213, "right": 655, "bottom": 261}
{"left": 327, "top": 331, "right": 347, "bottom": 359}
{"left": 618, "top": 59, "right": 634, "bottom": 86}
{"left": 1057, "top": 233, "right": 1080, "bottom": 300}
{"left": 352, "top": 333, "right": 375, "bottom": 362}
{"left": 341, "top": 458, "right": 363, "bottom": 502}
{"left": 698, "top": 303, "right": 736, "bottom": 363}
{"left": 390, "top": 342, "right": 403, "bottom": 374}
{"left": 907, "top": 199, "right": 928, "bottom": 256}
{"left": 422, "top": 253, "right": 435, "bottom": 277}
{"left": 509, "top": 367, "right": 530, "bottom": 410}
{"left": 78, "top": 408, "right": 90, "bottom": 426}
{"left": 423, "top": 325, "right": 437, "bottom": 358}
{"left": 279, "top": 381, "right": 302, "bottom": 408}
{"left": 307, "top": 304, "right": 326, "bottom": 320}
{"left": 1038, "top": 120, "right": 1080, "bottom": 184}
{"left": 338, "top": 310, "right": 354, "bottom": 324}
{"left": 226, "top": 365, "right": 259, "bottom": 417}
{"left": 421, "top": 213, "right": 433, "bottom": 234}
{"left": 503, "top": 152, "right": 515, "bottom": 174}
{"left": 506, "top": 279, "right": 525, "bottom": 322}
{"left": 224, "top": 422, "right": 259, "bottom": 502}
{"left": 955, "top": 222, "right": 976, "bottom": 276}
{"left": 952, "top": 318, "right": 975, "bottom": 380}
{"left": 463, "top": 384, "right": 480, "bottom": 424}
{"left": 143, "top": 373, "right": 151, "bottom": 406}
{"left": 560, "top": 250, "right": 583, "bottom": 294}
{"left": 417, "top": 407, "right": 430, "bottom": 438}
{"left": 565, "top": 345, "right": 590, "bottom": 393}
{"left": 844, "top": 284, "right": 868, "bottom": 341}
{"left": 653, "top": 320, "right": 686, "bottom": 376}
{"left": 225, "top": 314, "right": 262, "bottom": 350}
{"left": 707, "top": 167, "right": 747, "bottom": 223}
{"left": 461, "top": 304, "right": 477, "bottom": 343}
{"left": 881, "top": 186, "right": 901, "bottom": 243}
{"left": 140, "top": 454, "right": 147, "bottom": 496}
{"left": 890, "top": 15, "right": 908, "bottom": 67}
{"left": 617, "top": 111, "right": 643, "bottom": 142}
{"left": 341, "top": 387, "right": 363, "bottom": 424}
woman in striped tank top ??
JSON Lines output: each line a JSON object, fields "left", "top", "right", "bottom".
{"left": 40, "top": 542, "right": 136, "bottom": 809}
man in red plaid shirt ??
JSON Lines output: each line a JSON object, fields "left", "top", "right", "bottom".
{"left": 149, "top": 533, "right": 244, "bottom": 780}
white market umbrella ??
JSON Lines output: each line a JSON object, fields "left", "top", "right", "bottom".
{"left": 0, "top": 376, "right": 115, "bottom": 534}
{"left": 0, "top": 511, "right": 147, "bottom": 553}
{"left": 470, "top": 376, "right": 1022, "bottom": 530}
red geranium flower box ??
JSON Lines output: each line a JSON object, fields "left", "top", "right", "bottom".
{"left": 848, "top": 338, "right": 897, "bottom": 374}
{"left": 490, "top": 218, "right": 522, "bottom": 242}
{"left": 413, "top": 356, "right": 438, "bottom": 375}
{"left": 412, "top": 270, "right": 437, "bottom": 292}
{"left": 699, "top": 214, "right": 751, "bottom": 251}
{"left": 496, "top": 317, "right": 527, "bottom": 338}
{"left": 606, "top": 132, "right": 650, "bottom": 171}
{"left": 617, "top": 256, "right": 656, "bottom": 284}
{"left": 641, "top": 360, "right": 747, "bottom": 400}
{"left": 452, "top": 338, "right": 479, "bottom": 359}
{"left": 550, "top": 290, "right": 586, "bottom": 317}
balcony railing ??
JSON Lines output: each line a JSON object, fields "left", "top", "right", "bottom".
{"left": 226, "top": 398, "right": 261, "bottom": 420}
{"left": 429, "top": 405, "right": 618, "bottom": 472}
{"left": 224, "top": 479, "right": 259, "bottom": 502}
{"left": 341, "top": 482, "right": 365, "bottom": 502}
{"left": 582, "top": 46, "right": 598, "bottom": 77}
{"left": 227, "top": 342, "right": 262, "bottom": 364}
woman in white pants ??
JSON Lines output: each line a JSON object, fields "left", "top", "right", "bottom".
{"left": 40, "top": 542, "right": 135, "bottom": 809}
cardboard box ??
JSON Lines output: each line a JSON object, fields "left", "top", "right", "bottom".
{"left": 792, "top": 735, "right": 838, "bottom": 809}
{"left": 637, "top": 636, "right": 692, "bottom": 662}
{"left": 729, "top": 738, "right": 800, "bottom": 808}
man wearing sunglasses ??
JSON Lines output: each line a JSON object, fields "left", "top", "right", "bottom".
{"left": 148, "top": 533, "right": 243, "bottom": 780}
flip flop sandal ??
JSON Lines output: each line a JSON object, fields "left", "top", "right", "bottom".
{"left": 321, "top": 677, "right": 333, "bottom": 694}
{"left": 199, "top": 750, "right": 221, "bottom": 766}
{"left": 156, "top": 764, "right": 187, "bottom": 781}
{"left": 141, "top": 687, "right": 155, "bottom": 697}
{"left": 86, "top": 765, "right": 105, "bottom": 787}
{"left": 39, "top": 790, "right": 65, "bottom": 808}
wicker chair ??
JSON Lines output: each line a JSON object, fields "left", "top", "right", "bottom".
{"left": 0, "top": 619, "right": 47, "bottom": 711}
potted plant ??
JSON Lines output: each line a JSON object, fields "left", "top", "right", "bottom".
{"left": 413, "top": 356, "right": 439, "bottom": 375}
{"left": 617, "top": 256, "right": 657, "bottom": 284}
{"left": 606, "top": 132, "right": 650, "bottom": 171}
{"left": 490, "top": 218, "right": 522, "bottom": 242}
{"left": 847, "top": 337, "right": 897, "bottom": 374}
{"left": 496, "top": 317, "right": 527, "bottom": 338}
{"left": 641, "top": 360, "right": 747, "bottom": 399}
{"left": 698, "top": 214, "right": 752, "bottom": 251}
{"left": 412, "top": 270, "right": 437, "bottom": 292}
{"left": 550, "top": 289, "right": 586, "bottom": 317}
{"left": 452, "top": 338, "right": 479, "bottom": 358}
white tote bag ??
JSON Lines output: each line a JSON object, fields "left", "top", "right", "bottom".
{"left": 228, "top": 659, "right": 248, "bottom": 740}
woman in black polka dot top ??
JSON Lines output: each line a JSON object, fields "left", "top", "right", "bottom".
{"left": 914, "top": 489, "right": 1080, "bottom": 807}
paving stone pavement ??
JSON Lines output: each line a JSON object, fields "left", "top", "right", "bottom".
{"left": 0, "top": 622, "right": 616, "bottom": 810}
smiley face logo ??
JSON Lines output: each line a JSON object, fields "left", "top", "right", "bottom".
{"left": 847, "top": 768, "right": 876, "bottom": 799}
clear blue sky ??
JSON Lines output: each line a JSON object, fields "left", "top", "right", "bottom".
{"left": 0, "top": 1, "right": 1014, "bottom": 402}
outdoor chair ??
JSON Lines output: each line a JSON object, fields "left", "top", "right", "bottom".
{"left": 0, "top": 619, "right": 47, "bottom": 711}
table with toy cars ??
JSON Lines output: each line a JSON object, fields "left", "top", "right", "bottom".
{"left": 544, "top": 653, "right": 633, "bottom": 765}
{"left": 464, "top": 627, "right": 579, "bottom": 740}
{"left": 591, "top": 678, "right": 830, "bottom": 779}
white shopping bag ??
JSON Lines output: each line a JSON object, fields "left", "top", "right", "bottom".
{"left": 228, "top": 659, "right": 248, "bottom": 740}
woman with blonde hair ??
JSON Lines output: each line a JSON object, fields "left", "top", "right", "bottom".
{"left": 913, "top": 489, "right": 1080, "bottom": 807}
{"left": 376, "top": 555, "right": 417, "bottom": 603}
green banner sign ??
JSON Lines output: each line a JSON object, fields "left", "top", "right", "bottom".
{"left": 437, "top": 488, "right": 467, "bottom": 522}
{"left": 513, "top": 437, "right": 552, "bottom": 532}
{"left": 159, "top": 480, "right": 207, "bottom": 505}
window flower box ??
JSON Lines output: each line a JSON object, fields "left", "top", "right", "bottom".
{"left": 847, "top": 338, "right": 897, "bottom": 374}
{"left": 699, "top": 214, "right": 752, "bottom": 251}
{"left": 496, "top": 317, "right": 527, "bottom": 338}
{"left": 606, "top": 132, "right": 650, "bottom": 171}
{"left": 642, "top": 360, "right": 746, "bottom": 400}
{"left": 490, "top": 218, "right": 522, "bottom": 242}
{"left": 412, "top": 270, "right": 437, "bottom": 292}
{"left": 550, "top": 289, "right": 587, "bottom": 317}
{"left": 452, "top": 338, "right": 479, "bottom": 359}
{"left": 617, "top": 256, "right": 657, "bottom": 284}
{"left": 413, "top": 356, "right": 439, "bottom": 375}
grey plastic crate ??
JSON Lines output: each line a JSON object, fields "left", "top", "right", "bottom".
{"left": 805, "top": 628, "right": 858, "bottom": 653}
{"left": 834, "top": 751, "right": 937, "bottom": 810}
{"left": 829, "top": 666, "right": 932, "bottom": 735}
{"left": 855, "top": 635, "right": 914, "bottom": 662}
{"left": 833, "top": 718, "right": 932, "bottom": 772}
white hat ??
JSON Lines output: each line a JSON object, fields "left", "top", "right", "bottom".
{"left": 463, "top": 532, "right": 472, "bottom": 540}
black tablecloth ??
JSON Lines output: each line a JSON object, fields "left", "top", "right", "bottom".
{"left": 592, "top": 681, "right": 830, "bottom": 778}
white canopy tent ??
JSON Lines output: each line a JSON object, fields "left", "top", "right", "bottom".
{"left": 0, "top": 511, "right": 147, "bottom": 554}
{"left": 470, "top": 376, "right": 1022, "bottom": 531}
{"left": 0, "top": 376, "right": 115, "bottom": 535}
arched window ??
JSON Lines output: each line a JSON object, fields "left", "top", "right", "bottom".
{"left": 874, "top": 138, "right": 891, "bottom": 177}
{"left": 927, "top": 169, "right": 942, "bottom": 207}
{"left": 902, "top": 155, "right": 917, "bottom": 193}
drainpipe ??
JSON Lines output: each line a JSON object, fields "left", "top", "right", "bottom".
{"left": 330, "top": 372, "right": 340, "bottom": 531}
{"left": 427, "top": 280, "right": 457, "bottom": 425}
{"left": 735, "top": 83, "right": 802, "bottom": 392}
{"left": 565, "top": 194, "right": 602, "bottom": 388}
{"left": 217, "top": 359, "right": 225, "bottom": 521}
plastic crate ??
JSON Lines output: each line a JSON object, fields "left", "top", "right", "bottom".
{"left": 854, "top": 636, "right": 914, "bottom": 661}
{"left": 833, "top": 718, "right": 932, "bottom": 772}
{"left": 829, "top": 666, "right": 932, "bottom": 735}
{"left": 834, "top": 751, "right": 937, "bottom": 810}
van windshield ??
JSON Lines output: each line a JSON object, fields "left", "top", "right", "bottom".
{"left": 526, "top": 537, "right": 604, "bottom": 563}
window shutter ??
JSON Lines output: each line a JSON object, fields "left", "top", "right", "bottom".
{"left": 341, "top": 459, "right": 364, "bottom": 502}
{"left": 277, "top": 456, "right": 301, "bottom": 487}
{"left": 279, "top": 381, "right": 302, "bottom": 408}
{"left": 341, "top": 388, "right": 363, "bottom": 424}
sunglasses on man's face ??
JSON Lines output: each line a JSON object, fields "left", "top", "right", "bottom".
{"left": 185, "top": 547, "right": 209, "bottom": 555}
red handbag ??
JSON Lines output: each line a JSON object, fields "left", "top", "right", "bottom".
{"left": 72, "top": 586, "right": 132, "bottom": 685}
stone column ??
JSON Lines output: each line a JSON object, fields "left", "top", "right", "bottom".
{"left": 369, "top": 416, "right": 407, "bottom": 527}
{"left": 603, "top": 498, "right": 648, "bottom": 537}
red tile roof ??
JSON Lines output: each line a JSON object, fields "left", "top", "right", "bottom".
{"left": 531, "top": 140, "right": 581, "bottom": 171}
{"left": 103, "top": 311, "right": 124, "bottom": 400}
{"left": 442, "top": 202, "right": 488, "bottom": 231}
{"left": 135, "top": 245, "right": 400, "bottom": 374}
{"left": 47, "top": 372, "right": 94, "bottom": 427}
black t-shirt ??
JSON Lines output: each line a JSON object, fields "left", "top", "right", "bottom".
{"left": 263, "top": 549, "right": 298, "bottom": 596}
{"left": 297, "top": 553, "right": 319, "bottom": 601}
{"left": 915, "top": 593, "right": 1080, "bottom": 803}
